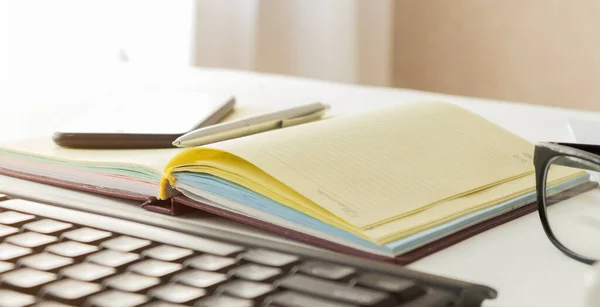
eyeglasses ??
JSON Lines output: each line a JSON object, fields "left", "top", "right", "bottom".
{"left": 535, "top": 142, "right": 600, "bottom": 265}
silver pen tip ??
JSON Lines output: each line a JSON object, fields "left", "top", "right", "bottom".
{"left": 172, "top": 140, "right": 181, "bottom": 146}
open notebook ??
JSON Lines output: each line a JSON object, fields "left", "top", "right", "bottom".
{"left": 0, "top": 101, "right": 590, "bottom": 262}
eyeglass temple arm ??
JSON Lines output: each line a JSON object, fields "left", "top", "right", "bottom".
{"left": 556, "top": 142, "right": 600, "bottom": 156}
{"left": 547, "top": 142, "right": 600, "bottom": 172}
{"left": 554, "top": 156, "right": 600, "bottom": 172}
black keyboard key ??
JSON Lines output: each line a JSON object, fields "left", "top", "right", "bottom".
{"left": 6, "top": 232, "right": 57, "bottom": 249}
{"left": 87, "top": 290, "right": 149, "bottom": 307}
{"left": 86, "top": 249, "right": 140, "bottom": 269}
{"left": 40, "top": 279, "right": 102, "bottom": 305}
{"left": 23, "top": 219, "right": 73, "bottom": 235}
{"left": 18, "top": 252, "right": 73, "bottom": 272}
{"left": 220, "top": 279, "right": 275, "bottom": 300}
{"left": 0, "top": 243, "right": 32, "bottom": 261}
{"left": 1, "top": 268, "right": 57, "bottom": 294}
{"left": 148, "top": 283, "right": 206, "bottom": 304}
{"left": 277, "top": 274, "right": 394, "bottom": 306}
{"left": 194, "top": 295, "right": 254, "bottom": 307}
{"left": 61, "top": 227, "right": 112, "bottom": 244}
{"left": 0, "top": 211, "right": 35, "bottom": 226}
{"left": 128, "top": 259, "right": 182, "bottom": 279}
{"left": 400, "top": 289, "right": 455, "bottom": 307}
{"left": 0, "top": 260, "right": 15, "bottom": 273}
{"left": 298, "top": 261, "right": 355, "bottom": 281}
{"left": 60, "top": 262, "right": 116, "bottom": 282}
{"left": 100, "top": 235, "right": 152, "bottom": 253}
{"left": 230, "top": 263, "right": 282, "bottom": 282}
{"left": 171, "top": 270, "right": 228, "bottom": 290}
{"left": 103, "top": 272, "right": 161, "bottom": 293}
{"left": 356, "top": 273, "right": 426, "bottom": 302}
{"left": 241, "top": 249, "right": 299, "bottom": 269}
{"left": 0, "top": 224, "right": 19, "bottom": 238}
{"left": 184, "top": 254, "right": 237, "bottom": 272}
{"left": 0, "top": 289, "right": 36, "bottom": 307}
{"left": 46, "top": 241, "right": 99, "bottom": 260}
{"left": 142, "top": 245, "right": 193, "bottom": 262}
{"left": 268, "top": 291, "right": 358, "bottom": 307}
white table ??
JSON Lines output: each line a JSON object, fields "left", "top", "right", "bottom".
{"left": 3, "top": 64, "right": 600, "bottom": 307}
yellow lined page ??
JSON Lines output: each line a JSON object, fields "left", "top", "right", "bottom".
{"left": 196, "top": 101, "right": 535, "bottom": 229}
{"left": 364, "top": 167, "right": 583, "bottom": 244}
{"left": 164, "top": 146, "right": 582, "bottom": 244}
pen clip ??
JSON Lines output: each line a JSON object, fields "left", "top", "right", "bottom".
{"left": 280, "top": 109, "right": 328, "bottom": 128}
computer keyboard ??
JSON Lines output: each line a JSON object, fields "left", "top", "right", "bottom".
{"left": 0, "top": 194, "right": 497, "bottom": 307}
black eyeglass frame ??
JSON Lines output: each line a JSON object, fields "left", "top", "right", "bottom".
{"left": 535, "top": 142, "right": 600, "bottom": 265}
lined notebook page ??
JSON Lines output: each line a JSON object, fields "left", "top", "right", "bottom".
{"left": 0, "top": 138, "right": 182, "bottom": 173}
{"left": 214, "top": 102, "right": 535, "bottom": 229}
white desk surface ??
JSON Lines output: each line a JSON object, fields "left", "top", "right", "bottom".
{"left": 3, "top": 64, "right": 600, "bottom": 307}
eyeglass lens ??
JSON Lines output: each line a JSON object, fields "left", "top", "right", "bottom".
{"left": 544, "top": 155, "right": 600, "bottom": 260}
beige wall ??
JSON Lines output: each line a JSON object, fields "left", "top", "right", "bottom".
{"left": 191, "top": 0, "right": 393, "bottom": 86}
{"left": 393, "top": 1, "right": 600, "bottom": 111}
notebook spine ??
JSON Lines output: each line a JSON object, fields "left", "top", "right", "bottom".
{"left": 140, "top": 196, "right": 193, "bottom": 216}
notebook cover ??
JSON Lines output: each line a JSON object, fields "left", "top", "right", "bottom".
{"left": 0, "top": 167, "right": 149, "bottom": 201}
{"left": 142, "top": 181, "right": 597, "bottom": 265}
{"left": 2, "top": 165, "right": 595, "bottom": 264}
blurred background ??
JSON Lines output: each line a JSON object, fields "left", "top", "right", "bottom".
{"left": 2, "top": 0, "right": 599, "bottom": 111}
